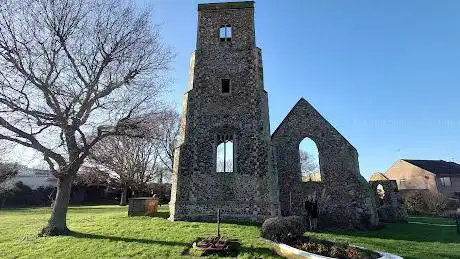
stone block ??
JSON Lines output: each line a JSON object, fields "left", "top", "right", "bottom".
{"left": 128, "top": 197, "right": 159, "bottom": 217}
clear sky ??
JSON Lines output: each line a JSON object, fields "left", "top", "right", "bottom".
{"left": 14, "top": 0, "right": 459, "bottom": 179}
{"left": 141, "top": 0, "right": 460, "bottom": 180}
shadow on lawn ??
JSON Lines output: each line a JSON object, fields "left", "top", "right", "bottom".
{"left": 240, "top": 246, "right": 280, "bottom": 258}
{"left": 71, "top": 231, "right": 187, "bottom": 247}
{"left": 223, "top": 220, "right": 261, "bottom": 227}
{"left": 155, "top": 211, "right": 260, "bottom": 227}
{"left": 68, "top": 207, "right": 124, "bottom": 212}
{"left": 154, "top": 211, "right": 170, "bottom": 219}
{"left": 321, "top": 221, "right": 459, "bottom": 244}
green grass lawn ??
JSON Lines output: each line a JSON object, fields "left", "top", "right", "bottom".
{"left": 0, "top": 205, "right": 279, "bottom": 259}
{"left": 309, "top": 216, "right": 459, "bottom": 259}
{"left": 0, "top": 206, "right": 458, "bottom": 258}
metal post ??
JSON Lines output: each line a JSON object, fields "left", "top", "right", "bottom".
{"left": 217, "top": 208, "right": 221, "bottom": 237}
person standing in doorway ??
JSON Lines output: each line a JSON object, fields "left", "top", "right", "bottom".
{"left": 304, "top": 195, "right": 318, "bottom": 230}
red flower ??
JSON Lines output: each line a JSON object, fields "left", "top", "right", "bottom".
{"left": 347, "top": 249, "right": 358, "bottom": 258}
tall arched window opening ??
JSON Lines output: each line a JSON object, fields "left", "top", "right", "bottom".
{"left": 216, "top": 134, "right": 233, "bottom": 172}
{"left": 376, "top": 184, "right": 385, "bottom": 199}
{"left": 299, "top": 138, "right": 321, "bottom": 182}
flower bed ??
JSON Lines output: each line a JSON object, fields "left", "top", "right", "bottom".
{"left": 266, "top": 236, "right": 403, "bottom": 259}
{"left": 289, "top": 236, "right": 380, "bottom": 259}
{"left": 182, "top": 236, "right": 240, "bottom": 257}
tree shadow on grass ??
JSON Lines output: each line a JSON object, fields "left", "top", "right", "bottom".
{"left": 154, "top": 211, "right": 169, "bottom": 219}
{"left": 0, "top": 207, "right": 51, "bottom": 212}
{"left": 240, "top": 246, "right": 281, "bottom": 258}
{"left": 318, "top": 222, "right": 459, "bottom": 244}
{"left": 175, "top": 218, "right": 260, "bottom": 227}
{"left": 126, "top": 211, "right": 169, "bottom": 219}
{"left": 68, "top": 207, "right": 125, "bottom": 213}
{"left": 223, "top": 220, "right": 261, "bottom": 227}
{"left": 71, "top": 231, "right": 187, "bottom": 247}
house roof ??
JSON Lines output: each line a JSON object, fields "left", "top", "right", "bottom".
{"left": 369, "top": 172, "right": 389, "bottom": 181}
{"left": 402, "top": 159, "right": 460, "bottom": 175}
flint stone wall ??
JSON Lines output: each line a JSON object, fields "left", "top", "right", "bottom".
{"left": 369, "top": 180, "right": 408, "bottom": 222}
{"left": 271, "top": 98, "right": 379, "bottom": 229}
{"left": 170, "top": 1, "right": 379, "bottom": 229}
{"left": 169, "top": 1, "right": 279, "bottom": 222}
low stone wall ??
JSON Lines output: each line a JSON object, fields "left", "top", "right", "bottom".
{"left": 128, "top": 197, "right": 159, "bottom": 217}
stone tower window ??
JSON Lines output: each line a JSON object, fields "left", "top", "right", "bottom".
{"left": 216, "top": 134, "right": 233, "bottom": 172}
{"left": 221, "top": 79, "right": 230, "bottom": 93}
{"left": 219, "top": 25, "right": 232, "bottom": 42}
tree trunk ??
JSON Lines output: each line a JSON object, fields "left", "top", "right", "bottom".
{"left": 158, "top": 171, "right": 163, "bottom": 184}
{"left": 120, "top": 185, "right": 128, "bottom": 206}
{"left": 40, "top": 175, "right": 73, "bottom": 236}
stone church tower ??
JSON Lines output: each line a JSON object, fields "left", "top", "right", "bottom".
{"left": 169, "top": 1, "right": 280, "bottom": 222}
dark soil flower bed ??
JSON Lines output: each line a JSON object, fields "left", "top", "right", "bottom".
{"left": 182, "top": 236, "right": 240, "bottom": 257}
{"left": 288, "top": 236, "right": 380, "bottom": 259}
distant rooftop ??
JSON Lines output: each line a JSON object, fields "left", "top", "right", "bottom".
{"left": 198, "top": 1, "right": 254, "bottom": 11}
{"left": 402, "top": 159, "right": 460, "bottom": 175}
{"left": 369, "top": 172, "right": 389, "bottom": 181}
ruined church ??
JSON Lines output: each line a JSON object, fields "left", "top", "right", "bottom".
{"left": 169, "top": 1, "right": 378, "bottom": 229}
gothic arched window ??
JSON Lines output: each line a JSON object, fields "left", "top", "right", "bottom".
{"left": 299, "top": 138, "right": 321, "bottom": 182}
{"left": 216, "top": 134, "right": 233, "bottom": 172}
{"left": 377, "top": 184, "right": 385, "bottom": 199}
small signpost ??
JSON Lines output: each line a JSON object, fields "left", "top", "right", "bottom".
{"left": 188, "top": 207, "right": 240, "bottom": 256}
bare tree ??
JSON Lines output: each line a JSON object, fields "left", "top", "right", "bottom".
{"left": 0, "top": 142, "right": 19, "bottom": 208}
{"left": 0, "top": 163, "right": 18, "bottom": 209}
{"left": 0, "top": 0, "right": 172, "bottom": 235}
{"left": 154, "top": 110, "right": 179, "bottom": 183}
{"left": 300, "top": 150, "right": 321, "bottom": 182}
{"left": 74, "top": 165, "right": 111, "bottom": 187}
{"left": 300, "top": 150, "right": 318, "bottom": 174}
{"left": 88, "top": 110, "right": 177, "bottom": 204}
{"left": 0, "top": 162, "right": 17, "bottom": 186}
{"left": 89, "top": 133, "right": 160, "bottom": 205}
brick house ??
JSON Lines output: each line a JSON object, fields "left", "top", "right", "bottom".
{"left": 385, "top": 159, "right": 460, "bottom": 198}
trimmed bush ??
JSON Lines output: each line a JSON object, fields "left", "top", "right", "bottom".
{"left": 404, "top": 190, "right": 448, "bottom": 216}
{"left": 1, "top": 182, "right": 55, "bottom": 207}
{"left": 261, "top": 216, "right": 306, "bottom": 243}
{"left": 1, "top": 181, "right": 118, "bottom": 208}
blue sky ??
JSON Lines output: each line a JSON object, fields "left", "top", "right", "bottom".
{"left": 142, "top": 0, "right": 460, "bottom": 179}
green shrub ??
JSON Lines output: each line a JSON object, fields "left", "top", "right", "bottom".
{"left": 3, "top": 182, "right": 54, "bottom": 207}
{"left": 261, "top": 216, "right": 305, "bottom": 243}
{"left": 404, "top": 190, "right": 448, "bottom": 216}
